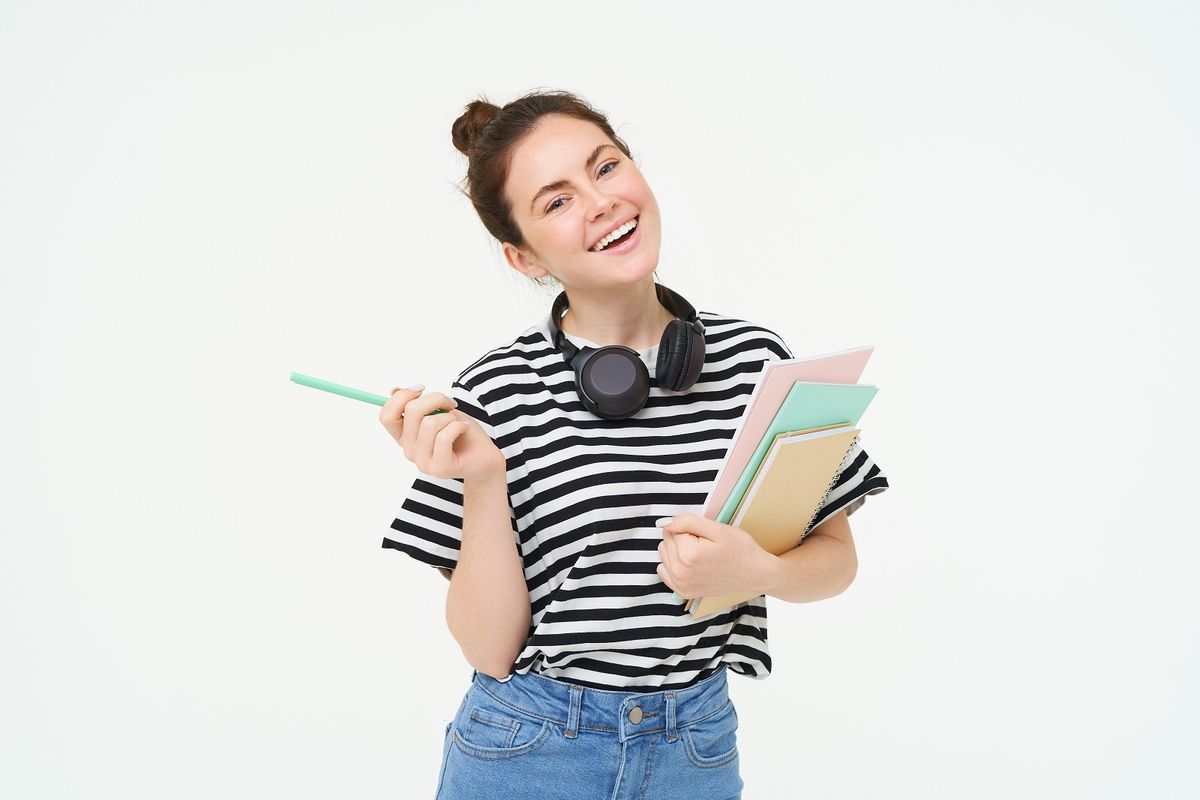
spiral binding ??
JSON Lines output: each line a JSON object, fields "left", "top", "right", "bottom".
{"left": 797, "top": 433, "right": 860, "bottom": 545}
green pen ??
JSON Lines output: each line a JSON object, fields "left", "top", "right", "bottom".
{"left": 289, "top": 372, "right": 452, "bottom": 414}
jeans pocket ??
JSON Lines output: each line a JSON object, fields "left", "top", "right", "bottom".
{"left": 451, "top": 686, "right": 553, "bottom": 762}
{"left": 681, "top": 699, "right": 740, "bottom": 768}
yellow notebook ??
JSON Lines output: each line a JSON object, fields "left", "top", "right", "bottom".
{"left": 686, "top": 424, "right": 861, "bottom": 619}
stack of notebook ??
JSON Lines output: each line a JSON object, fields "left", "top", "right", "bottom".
{"left": 684, "top": 345, "right": 879, "bottom": 619}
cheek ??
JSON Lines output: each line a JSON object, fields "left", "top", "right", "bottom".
{"left": 630, "top": 191, "right": 659, "bottom": 236}
{"left": 626, "top": 172, "right": 656, "bottom": 206}
{"left": 548, "top": 220, "right": 586, "bottom": 253}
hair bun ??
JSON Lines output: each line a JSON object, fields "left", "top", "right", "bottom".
{"left": 451, "top": 99, "right": 501, "bottom": 156}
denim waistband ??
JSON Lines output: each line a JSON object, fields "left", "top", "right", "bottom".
{"left": 469, "top": 664, "right": 731, "bottom": 744}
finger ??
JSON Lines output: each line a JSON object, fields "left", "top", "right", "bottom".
{"left": 660, "top": 529, "right": 681, "bottom": 565}
{"left": 381, "top": 386, "right": 418, "bottom": 420}
{"left": 663, "top": 527, "right": 701, "bottom": 556}
{"left": 428, "top": 420, "right": 469, "bottom": 477}
{"left": 670, "top": 512, "right": 722, "bottom": 542}
{"left": 400, "top": 392, "right": 457, "bottom": 453}
{"left": 657, "top": 561, "right": 688, "bottom": 601}
{"left": 655, "top": 562, "right": 679, "bottom": 595}
{"left": 403, "top": 391, "right": 457, "bottom": 420}
{"left": 658, "top": 541, "right": 683, "bottom": 588}
{"left": 413, "top": 410, "right": 461, "bottom": 468}
{"left": 671, "top": 530, "right": 698, "bottom": 567}
{"left": 379, "top": 386, "right": 423, "bottom": 437}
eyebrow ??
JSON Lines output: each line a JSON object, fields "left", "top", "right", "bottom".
{"left": 529, "top": 143, "right": 619, "bottom": 214}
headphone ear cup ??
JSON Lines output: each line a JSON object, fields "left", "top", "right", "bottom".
{"left": 579, "top": 347, "right": 652, "bottom": 419}
{"left": 657, "top": 319, "right": 697, "bottom": 392}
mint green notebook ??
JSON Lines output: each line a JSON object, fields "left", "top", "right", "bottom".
{"left": 716, "top": 382, "right": 879, "bottom": 524}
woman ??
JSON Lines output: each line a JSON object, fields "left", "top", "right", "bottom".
{"left": 379, "top": 90, "right": 889, "bottom": 799}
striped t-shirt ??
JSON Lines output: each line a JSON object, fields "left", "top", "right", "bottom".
{"left": 382, "top": 310, "right": 890, "bottom": 691}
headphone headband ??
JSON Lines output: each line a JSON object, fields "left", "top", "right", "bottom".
{"left": 546, "top": 282, "right": 707, "bottom": 420}
{"left": 548, "top": 283, "right": 704, "bottom": 359}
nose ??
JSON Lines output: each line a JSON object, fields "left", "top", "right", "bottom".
{"left": 585, "top": 187, "right": 619, "bottom": 219}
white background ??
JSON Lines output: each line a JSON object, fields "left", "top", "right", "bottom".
{"left": 3, "top": 1, "right": 1196, "bottom": 797}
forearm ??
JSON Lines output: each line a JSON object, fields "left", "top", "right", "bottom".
{"left": 759, "top": 532, "right": 857, "bottom": 603}
{"left": 445, "top": 468, "right": 531, "bottom": 679}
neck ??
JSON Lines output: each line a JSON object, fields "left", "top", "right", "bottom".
{"left": 559, "top": 282, "right": 678, "bottom": 351}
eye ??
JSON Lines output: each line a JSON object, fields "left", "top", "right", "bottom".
{"left": 544, "top": 160, "right": 620, "bottom": 213}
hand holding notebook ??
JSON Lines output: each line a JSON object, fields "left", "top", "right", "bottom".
{"left": 684, "top": 346, "right": 881, "bottom": 618}
{"left": 655, "top": 513, "right": 787, "bottom": 605}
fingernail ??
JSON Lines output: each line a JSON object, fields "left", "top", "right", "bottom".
{"left": 655, "top": 517, "right": 674, "bottom": 528}
{"left": 671, "top": 592, "right": 682, "bottom": 602}
{"left": 451, "top": 399, "right": 459, "bottom": 407}
{"left": 405, "top": 383, "right": 425, "bottom": 392}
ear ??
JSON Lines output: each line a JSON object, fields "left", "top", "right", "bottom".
{"left": 502, "top": 241, "right": 551, "bottom": 280}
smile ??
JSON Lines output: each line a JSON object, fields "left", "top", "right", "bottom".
{"left": 590, "top": 215, "right": 641, "bottom": 254}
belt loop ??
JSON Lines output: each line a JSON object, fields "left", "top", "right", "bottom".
{"left": 564, "top": 684, "right": 584, "bottom": 738}
{"left": 665, "top": 691, "right": 678, "bottom": 743}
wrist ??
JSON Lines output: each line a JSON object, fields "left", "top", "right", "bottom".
{"left": 464, "top": 459, "right": 507, "bottom": 487}
{"left": 755, "top": 551, "right": 785, "bottom": 597}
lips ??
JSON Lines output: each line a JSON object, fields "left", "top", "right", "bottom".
{"left": 591, "top": 215, "right": 639, "bottom": 252}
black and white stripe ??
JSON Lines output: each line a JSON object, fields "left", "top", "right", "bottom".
{"left": 383, "top": 311, "right": 889, "bottom": 691}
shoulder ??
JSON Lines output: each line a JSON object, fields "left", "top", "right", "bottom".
{"left": 451, "top": 323, "right": 542, "bottom": 388}
{"left": 696, "top": 310, "right": 793, "bottom": 360}
{"left": 452, "top": 323, "right": 550, "bottom": 394}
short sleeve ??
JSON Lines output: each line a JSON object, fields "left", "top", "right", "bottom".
{"left": 380, "top": 380, "right": 507, "bottom": 573}
{"left": 757, "top": 325, "right": 794, "bottom": 363}
{"left": 804, "top": 437, "right": 890, "bottom": 536}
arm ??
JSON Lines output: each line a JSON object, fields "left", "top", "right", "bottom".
{"left": 759, "top": 510, "right": 858, "bottom": 603}
{"left": 444, "top": 468, "right": 531, "bottom": 680}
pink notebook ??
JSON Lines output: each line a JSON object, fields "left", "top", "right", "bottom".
{"left": 701, "top": 345, "right": 874, "bottom": 521}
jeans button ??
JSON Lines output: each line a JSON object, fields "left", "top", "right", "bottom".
{"left": 628, "top": 706, "right": 643, "bottom": 724}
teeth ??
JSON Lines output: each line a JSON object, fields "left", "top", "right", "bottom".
{"left": 592, "top": 217, "right": 638, "bottom": 251}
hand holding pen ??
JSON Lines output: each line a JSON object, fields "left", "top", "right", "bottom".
{"left": 290, "top": 372, "right": 505, "bottom": 481}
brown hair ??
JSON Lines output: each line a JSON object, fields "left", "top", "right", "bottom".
{"left": 451, "top": 89, "right": 637, "bottom": 289}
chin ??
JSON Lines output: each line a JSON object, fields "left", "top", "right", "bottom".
{"left": 621, "top": 252, "right": 660, "bottom": 282}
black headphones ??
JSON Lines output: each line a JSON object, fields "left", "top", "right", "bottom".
{"left": 547, "top": 282, "right": 707, "bottom": 420}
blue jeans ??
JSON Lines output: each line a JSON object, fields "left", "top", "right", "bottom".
{"left": 435, "top": 664, "right": 743, "bottom": 800}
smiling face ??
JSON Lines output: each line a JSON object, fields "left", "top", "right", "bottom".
{"left": 501, "top": 114, "right": 662, "bottom": 293}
